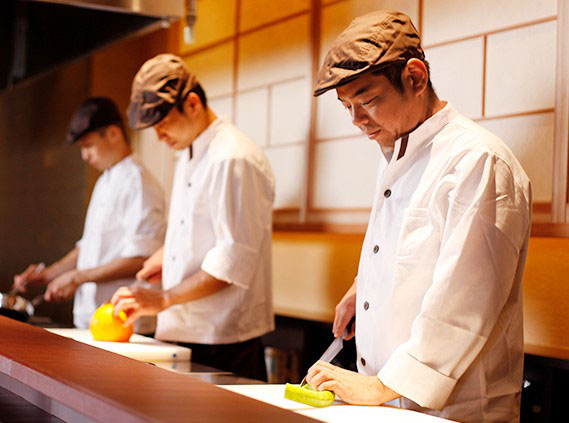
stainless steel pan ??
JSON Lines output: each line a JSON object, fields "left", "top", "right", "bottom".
{"left": 0, "top": 291, "right": 43, "bottom": 322}
{"left": 2, "top": 263, "right": 45, "bottom": 321}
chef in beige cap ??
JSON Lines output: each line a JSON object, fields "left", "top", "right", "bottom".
{"left": 111, "top": 54, "right": 275, "bottom": 381}
{"left": 305, "top": 10, "right": 531, "bottom": 423}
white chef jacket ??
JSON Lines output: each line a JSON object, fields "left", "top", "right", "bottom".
{"left": 74, "top": 155, "right": 166, "bottom": 329}
{"left": 156, "top": 116, "right": 275, "bottom": 345}
{"left": 356, "top": 104, "right": 531, "bottom": 423}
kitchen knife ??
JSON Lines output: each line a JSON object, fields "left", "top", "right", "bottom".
{"left": 300, "top": 327, "right": 348, "bottom": 387}
{"left": 10, "top": 262, "right": 45, "bottom": 296}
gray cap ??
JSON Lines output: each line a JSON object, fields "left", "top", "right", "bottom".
{"left": 128, "top": 54, "right": 197, "bottom": 129}
{"left": 314, "top": 10, "right": 424, "bottom": 96}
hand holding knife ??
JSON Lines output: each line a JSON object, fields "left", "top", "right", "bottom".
{"left": 300, "top": 316, "right": 355, "bottom": 386}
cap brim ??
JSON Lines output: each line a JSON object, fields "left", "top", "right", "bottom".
{"left": 66, "top": 131, "right": 84, "bottom": 145}
{"left": 127, "top": 101, "right": 172, "bottom": 130}
{"left": 313, "top": 60, "right": 408, "bottom": 97}
{"left": 66, "top": 123, "right": 111, "bottom": 145}
{"left": 313, "top": 69, "right": 373, "bottom": 97}
{"left": 313, "top": 76, "right": 356, "bottom": 97}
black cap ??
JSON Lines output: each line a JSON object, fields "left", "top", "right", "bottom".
{"left": 66, "top": 97, "right": 123, "bottom": 144}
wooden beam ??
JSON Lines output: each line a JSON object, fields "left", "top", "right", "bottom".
{"left": 552, "top": 0, "right": 569, "bottom": 222}
{"left": 303, "top": 0, "right": 322, "bottom": 222}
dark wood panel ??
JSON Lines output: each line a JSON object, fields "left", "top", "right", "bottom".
{"left": 0, "top": 317, "right": 319, "bottom": 423}
{"left": 0, "top": 384, "right": 64, "bottom": 423}
{"left": 531, "top": 223, "right": 569, "bottom": 237}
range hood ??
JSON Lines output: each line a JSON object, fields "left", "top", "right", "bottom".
{"left": 1, "top": 0, "right": 192, "bottom": 90}
{"left": 29, "top": 0, "right": 185, "bottom": 17}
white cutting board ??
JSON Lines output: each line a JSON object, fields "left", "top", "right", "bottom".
{"left": 47, "top": 329, "right": 191, "bottom": 362}
{"left": 219, "top": 385, "right": 454, "bottom": 423}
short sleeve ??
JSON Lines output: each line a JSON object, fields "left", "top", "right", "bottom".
{"left": 201, "top": 158, "right": 274, "bottom": 288}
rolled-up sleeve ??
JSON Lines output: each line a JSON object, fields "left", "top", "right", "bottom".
{"left": 201, "top": 158, "right": 274, "bottom": 288}
{"left": 378, "top": 153, "right": 530, "bottom": 409}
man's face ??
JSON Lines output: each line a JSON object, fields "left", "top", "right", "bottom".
{"left": 336, "top": 70, "right": 415, "bottom": 149}
{"left": 152, "top": 106, "right": 200, "bottom": 151}
{"left": 77, "top": 129, "right": 115, "bottom": 171}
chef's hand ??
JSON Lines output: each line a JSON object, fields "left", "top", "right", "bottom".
{"left": 306, "top": 361, "right": 400, "bottom": 405}
{"left": 111, "top": 285, "right": 170, "bottom": 326}
{"left": 13, "top": 263, "right": 48, "bottom": 293}
{"left": 333, "top": 281, "right": 357, "bottom": 339}
{"left": 44, "top": 270, "right": 80, "bottom": 302}
{"left": 136, "top": 251, "right": 163, "bottom": 284}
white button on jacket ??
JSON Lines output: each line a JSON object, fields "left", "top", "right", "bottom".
{"left": 356, "top": 104, "right": 531, "bottom": 423}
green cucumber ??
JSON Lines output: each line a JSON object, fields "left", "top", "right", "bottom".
{"left": 284, "top": 383, "right": 335, "bottom": 407}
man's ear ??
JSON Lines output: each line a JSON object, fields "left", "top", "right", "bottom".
{"left": 106, "top": 124, "right": 123, "bottom": 145}
{"left": 184, "top": 92, "right": 203, "bottom": 116}
{"left": 404, "top": 58, "right": 429, "bottom": 96}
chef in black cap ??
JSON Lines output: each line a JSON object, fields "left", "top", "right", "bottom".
{"left": 14, "top": 97, "right": 165, "bottom": 331}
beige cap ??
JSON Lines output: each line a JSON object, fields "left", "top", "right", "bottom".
{"left": 314, "top": 10, "right": 424, "bottom": 96}
{"left": 128, "top": 54, "right": 197, "bottom": 129}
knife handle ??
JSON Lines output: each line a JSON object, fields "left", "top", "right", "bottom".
{"left": 344, "top": 316, "right": 356, "bottom": 338}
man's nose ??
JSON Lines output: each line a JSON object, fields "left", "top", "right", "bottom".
{"left": 351, "top": 105, "right": 369, "bottom": 127}
{"left": 154, "top": 127, "right": 166, "bottom": 140}
{"left": 80, "top": 148, "right": 89, "bottom": 162}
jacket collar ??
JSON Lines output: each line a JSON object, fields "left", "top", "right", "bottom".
{"left": 393, "top": 102, "right": 457, "bottom": 162}
{"left": 184, "top": 115, "right": 225, "bottom": 162}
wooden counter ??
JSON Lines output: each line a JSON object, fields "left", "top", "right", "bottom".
{"left": 272, "top": 233, "right": 569, "bottom": 362}
{"left": 272, "top": 232, "right": 363, "bottom": 322}
{"left": 523, "top": 237, "right": 569, "bottom": 361}
{"left": 0, "top": 316, "right": 318, "bottom": 423}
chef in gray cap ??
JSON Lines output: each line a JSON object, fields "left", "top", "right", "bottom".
{"left": 14, "top": 97, "right": 166, "bottom": 331}
{"left": 305, "top": 10, "right": 531, "bottom": 423}
{"left": 112, "top": 54, "right": 275, "bottom": 381}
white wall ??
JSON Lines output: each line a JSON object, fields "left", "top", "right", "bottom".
{"left": 134, "top": 0, "right": 560, "bottom": 225}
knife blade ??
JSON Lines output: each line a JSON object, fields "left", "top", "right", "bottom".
{"left": 9, "top": 262, "right": 45, "bottom": 297}
{"left": 300, "top": 327, "right": 347, "bottom": 387}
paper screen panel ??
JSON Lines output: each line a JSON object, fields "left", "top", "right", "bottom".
{"left": 425, "top": 37, "right": 484, "bottom": 119}
{"left": 266, "top": 145, "right": 306, "bottom": 209}
{"left": 184, "top": 42, "right": 234, "bottom": 98}
{"left": 479, "top": 113, "right": 554, "bottom": 203}
{"left": 485, "top": 21, "right": 557, "bottom": 116}
{"left": 236, "top": 88, "right": 269, "bottom": 147}
{"left": 209, "top": 96, "right": 234, "bottom": 123}
{"left": 238, "top": 15, "right": 311, "bottom": 91}
{"left": 423, "top": 0, "right": 557, "bottom": 45}
{"left": 270, "top": 78, "right": 310, "bottom": 146}
{"left": 313, "top": 137, "right": 380, "bottom": 209}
